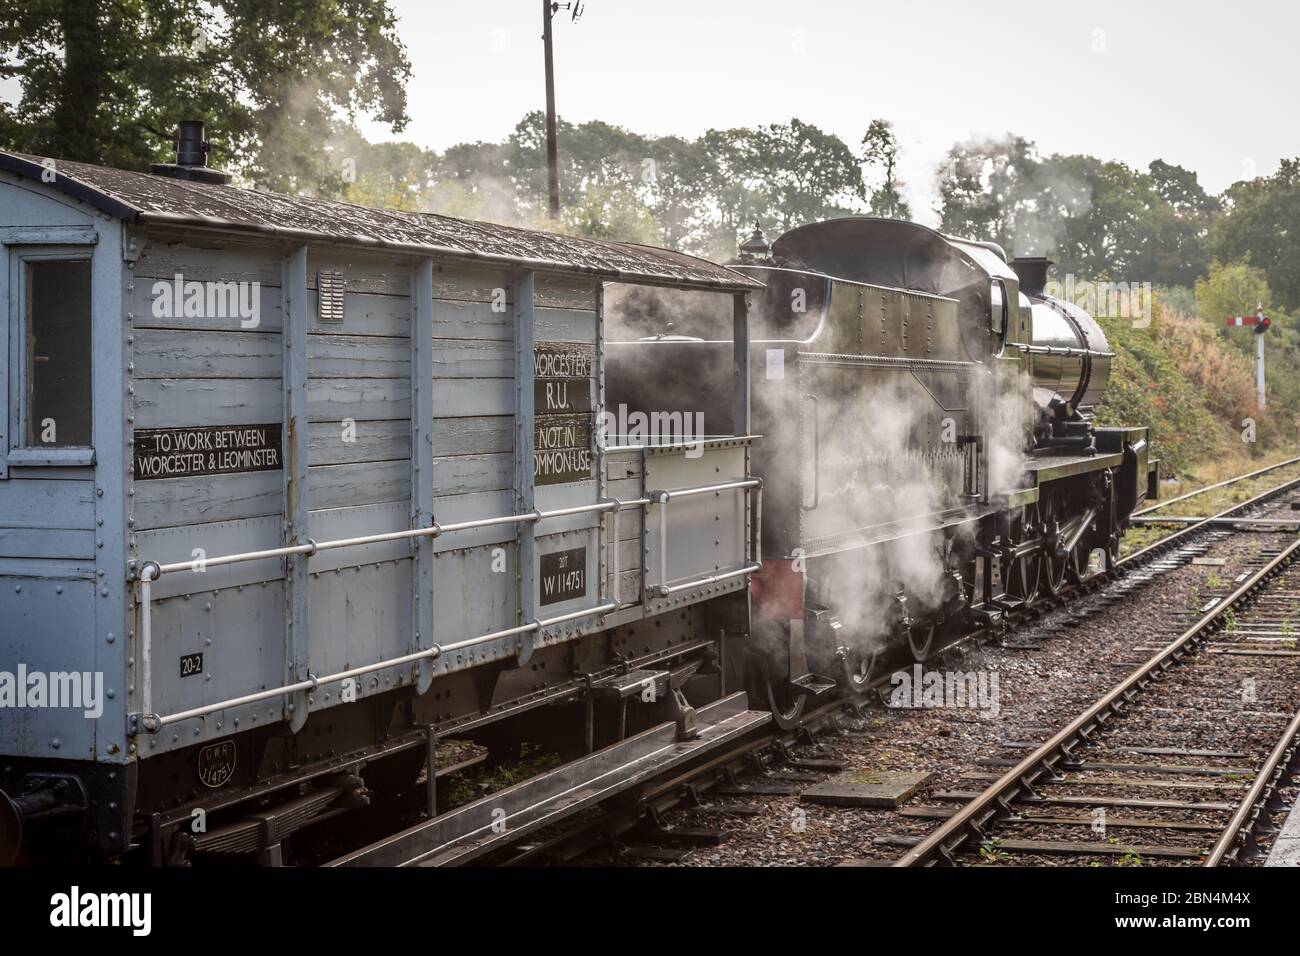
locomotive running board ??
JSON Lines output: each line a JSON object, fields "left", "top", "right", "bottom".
{"left": 326, "top": 693, "right": 769, "bottom": 867}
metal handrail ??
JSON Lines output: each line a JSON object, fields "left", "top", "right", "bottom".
{"left": 146, "top": 601, "right": 620, "bottom": 732}
{"left": 134, "top": 471, "right": 760, "bottom": 734}
{"left": 644, "top": 479, "right": 761, "bottom": 598}
{"left": 1007, "top": 342, "right": 1115, "bottom": 359}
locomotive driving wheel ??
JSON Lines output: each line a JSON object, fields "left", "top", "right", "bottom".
{"left": 839, "top": 643, "right": 883, "bottom": 694}
{"left": 1104, "top": 533, "right": 1121, "bottom": 571}
{"left": 1041, "top": 496, "right": 1090, "bottom": 594}
{"left": 1000, "top": 504, "right": 1043, "bottom": 603}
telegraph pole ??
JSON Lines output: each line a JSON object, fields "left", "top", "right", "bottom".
{"left": 542, "top": 1, "right": 560, "bottom": 219}
{"left": 541, "top": 1, "right": 583, "bottom": 220}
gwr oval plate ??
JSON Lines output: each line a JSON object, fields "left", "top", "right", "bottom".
{"left": 197, "top": 740, "right": 237, "bottom": 789}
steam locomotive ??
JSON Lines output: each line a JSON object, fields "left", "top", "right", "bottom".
{"left": 606, "top": 217, "right": 1152, "bottom": 727}
{"left": 0, "top": 124, "right": 1149, "bottom": 865}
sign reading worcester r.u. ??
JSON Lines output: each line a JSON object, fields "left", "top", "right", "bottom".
{"left": 534, "top": 342, "right": 594, "bottom": 485}
{"left": 133, "top": 424, "right": 283, "bottom": 480}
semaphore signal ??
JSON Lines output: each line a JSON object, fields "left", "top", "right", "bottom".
{"left": 1225, "top": 303, "right": 1269, "bottom": 408}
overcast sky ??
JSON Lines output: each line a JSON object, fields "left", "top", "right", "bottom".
{"left": 364, "top": 0, "right": 1298, "bottom": 223}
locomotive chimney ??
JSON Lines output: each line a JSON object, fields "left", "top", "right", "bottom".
{"left": 1010, "top": 256, "right": 1053, "bottom": 297}
{"left": 150, "top": 120, "right": 232, "bottom": 185}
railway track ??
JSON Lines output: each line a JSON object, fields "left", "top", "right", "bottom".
{"left": 892, "top": 535, "right": 1300, "bottom": 867}
{"left": 499, "top": 467, "right": 1300, "bottom": 866}
{"left": 329, "top": 462, "right": 1300, "bottom": 867}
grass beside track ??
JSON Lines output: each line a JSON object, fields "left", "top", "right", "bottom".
{"left": 1121, "top": 455, "right": 1300, "bottom": 556}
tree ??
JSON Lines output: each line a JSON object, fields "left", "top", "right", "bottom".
{"left": 424, "top": 140, "right": 523, "bottom": 225}
{"left": 641, "top": 135, "right": 716, "bottom": 253}
{"left": 1149, "top": 159, "right": 1219, "bottom": 217}
{"left": 0, "top": 0, "right": 411, "bottom": 191}
{"left": 1194, "top": 260, "right": 1272, "bottom": 331}
{"left": 861, "top": 119, "right": 911, "bottom": 219}
{"left": 936, "top": 138, "right": 1212, "bottom": 287}
{"left": 1213, "top": 158, "right": 1300, "bottom": 310}
{"left": 562, "top": 183, "right": 661, "bottom": 246}
{"left": 740, "top": 119, "right": 865, "bottom": 232}
{"left": 322, "top": 123, "right": 436, "bottom": 210}
{"left": 935, "top": 136, "right": 1040, "bottom": 247}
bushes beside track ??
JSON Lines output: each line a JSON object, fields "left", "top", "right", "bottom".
{"left": 1093, "top": 288, "right": 1300, "bottom": 482}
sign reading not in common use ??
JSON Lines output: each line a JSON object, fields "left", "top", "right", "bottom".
{"left": 133, "top": 424, "right": 283, "bottom": 480}
{"left": 534, "top": 342, "right": 594, "bottom": 485}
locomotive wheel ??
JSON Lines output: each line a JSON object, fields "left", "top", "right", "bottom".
{"left": 1002, "top": 504, "right": 1043, "bottom": 603}
{"left": 1064, "top": 510, "right": 1093, "bottom": 585}
{"left": 745, "top": 625, "right": 807, "bottom": 730}
{"left": 764, "top": 677, "right": 807, "bottom": 730}
{"left": 907, "top": 623, "right": 936, "bottom": 663}
{"left": 1040, "top": 497, "right": 1070, "bottom": 596}
{"left": 1066, "top": 538, "right": 1091, "bottom": 584}
{"left": 840, "top": 644, "right": 883, "bottom": 695}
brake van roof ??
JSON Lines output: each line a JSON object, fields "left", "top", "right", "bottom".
{"left": 0, "top": 150, "right": 761, "bottom": 294}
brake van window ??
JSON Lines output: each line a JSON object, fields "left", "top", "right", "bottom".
{"left": 25, "top": 259, "right": 92, "bottom": 447}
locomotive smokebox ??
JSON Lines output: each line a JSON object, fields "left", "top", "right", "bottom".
{"left": 1011, "top": 255, "right": 1113, "bottom": 428}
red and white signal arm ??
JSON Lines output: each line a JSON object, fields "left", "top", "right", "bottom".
{"left": 1226, "top": 310, "right": 1270, "bottom": 332}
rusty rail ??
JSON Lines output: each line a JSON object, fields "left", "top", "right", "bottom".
{"left": 894, "top": 534, "right": 1300, "bottom": 866}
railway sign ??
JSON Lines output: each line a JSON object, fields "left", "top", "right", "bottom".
{"left": 133, "top": 423, "right": 283, "bottom": 480}
{"left": 533, "top": 342, "right": 595, "bottom": 484}
{"left": 539, "top": 546, "right": 586, "bottom": 605}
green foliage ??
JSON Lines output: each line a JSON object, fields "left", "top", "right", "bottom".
{"left": 0, "top": 0, "right": 411, "bottom": 191}
{"left": 327, "top": 112, "right": 870, "bottom": 259}
{"left": 1194, "top": 260, "right": 1300, "bottom": 428}
{"left": 1214, "top": 159, "right": 1300, "bottom": 310}
{"left": 1194, "top": 260, "right": 1272, "bottom": 328}
{"left": 1093, "top": 307, "right": 1227, "bottom": 474}
{"left": 935, "top": 138, "right": 1214, "bottom": 288}
{"left": 1089, "top": 284, "right": 1300, "bottom": 477}
{"left": 861, "top": 118, "right": 911, "bottom": 220}
{"left": 561, "top": 183, "right": 661, "bottom": 246}
{"left": 1157, "top": 284, "right": 1197, "bottom": 317}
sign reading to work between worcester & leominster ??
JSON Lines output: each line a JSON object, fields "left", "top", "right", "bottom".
{"left": 534, "top": 342, "right": 594, "bottom": 485}
{"left": 133, "top": 424, "right": 283, "bottom": 480}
